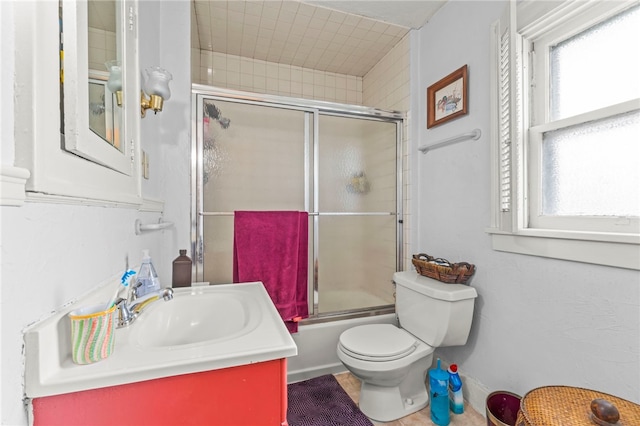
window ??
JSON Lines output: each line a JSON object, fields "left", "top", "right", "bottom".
{"left": 488, "top": 0, "right": 640, "bottom": 270}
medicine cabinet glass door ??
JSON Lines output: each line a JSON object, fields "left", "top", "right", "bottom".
{"left": 61, "top": 0, "right": 131, "bottom": 175}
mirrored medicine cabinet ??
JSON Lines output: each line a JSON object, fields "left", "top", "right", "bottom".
{"left": 13, "top": 0, "right": 144, "bottom": 207}
{"left": 64, "top": 0, "right": 131, "bottom": 175}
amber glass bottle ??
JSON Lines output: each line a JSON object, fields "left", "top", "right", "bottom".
{"left": 172, "top": 249, "right": 192, "bottom": 287}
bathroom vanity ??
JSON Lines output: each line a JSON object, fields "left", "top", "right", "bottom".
{"left": 23, "top": 281, "right": 297, "bottom": 425}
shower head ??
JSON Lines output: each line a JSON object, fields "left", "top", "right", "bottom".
{"left": 205, "top": 101, "right": 231, "bottom": 129}
{"left": 205, "top": 102, "right": 221, "bottom": 119}
{"left": 218, "top": 117, "right": 230, "bottom": 129}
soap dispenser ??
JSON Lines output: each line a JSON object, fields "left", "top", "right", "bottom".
{"left": 135, "top": 249, "right": 161, "bottom": 297}
{"left": 172, "top": 249, "right": 192, "bottom": 288}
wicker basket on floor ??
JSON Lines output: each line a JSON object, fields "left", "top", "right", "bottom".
{"left": 411, "top": 253, "right": 475, "bottom": 284}
{"left": 516, "top": 386, "right": 640, "bottom": 426}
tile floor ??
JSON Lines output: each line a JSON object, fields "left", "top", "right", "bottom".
{"left": 334, "top": 372, "right": 486, "bottom": 426}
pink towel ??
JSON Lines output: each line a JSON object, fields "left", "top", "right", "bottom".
{"left": 233, "top": 211, "right": 309, "bottom": 333}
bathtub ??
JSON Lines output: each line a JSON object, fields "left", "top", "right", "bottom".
{"left": 287, "top": 313, "right": 397, "bottom": 383}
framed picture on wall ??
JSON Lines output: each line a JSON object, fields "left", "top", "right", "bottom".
{"left": 427, "top": 65, "right": 468, "bottom": 128}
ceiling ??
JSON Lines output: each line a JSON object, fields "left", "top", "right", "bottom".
{"left": 304, "top": 1, "right": 446, "bottom": 29}
{"left": 191, "top": 0, "right": 447, "bottom": 77}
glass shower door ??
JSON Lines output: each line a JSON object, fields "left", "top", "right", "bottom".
{"left": 196, "top": 97, "right": 310, "bottom": 285}
{"left": 315, "top": 114, "right": 399, "bottom": 314}
{"left": 194, "top": 89, "right": 402, "bottom": 319}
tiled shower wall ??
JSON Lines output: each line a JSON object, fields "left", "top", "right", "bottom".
{"left": 362, "top": 35, "right": 412, "bottom": 271}
{"left": 192, "top": 48, "right": 363, "bottom": 104}
{"left": 88, "top": 28, "right": 117, "bottom": 72}
{"left": 192, "top": 33, "right": 412, "bottom": 270}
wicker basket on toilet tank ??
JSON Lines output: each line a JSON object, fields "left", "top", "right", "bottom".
{"left": 411, "top": 253, "right": 475, "bottom": 284}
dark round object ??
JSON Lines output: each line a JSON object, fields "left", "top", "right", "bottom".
{"left": 591, "top": 398, "right": 620, "bottom": 424}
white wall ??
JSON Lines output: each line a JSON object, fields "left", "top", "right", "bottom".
{"left": 1, "top": 1, "right": 14, "bottom": 164}
{"left": 411, "top": 0, "right": 640, "bottom": 409}
{"left": 136, "top": 1, "right": 193, "bottom": 281}
{"left": 0, "top": 2, "right": 190, "bottom": 425}
{"left": 155, "top": 1, "right": 193, "bottom": 280}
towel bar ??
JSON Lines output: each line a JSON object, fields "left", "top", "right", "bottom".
{"left": 135, "top": 219, "right": 174, "bottom": 235}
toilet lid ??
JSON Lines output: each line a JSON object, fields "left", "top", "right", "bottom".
{"left": 339, "top": 324, "right": 417, "bottom": 361}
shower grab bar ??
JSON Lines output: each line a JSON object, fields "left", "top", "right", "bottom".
{"left": 199, "top": 212, "right": 396, "bottom": 216}
{"left": 418, "top": 128, "right": 481, "bottom": 154}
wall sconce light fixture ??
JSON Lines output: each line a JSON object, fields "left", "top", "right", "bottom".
{"left": 105, "top": 60, "right": 123, "bottom": 107}
{"left": 141, "top": 66, "right": 172, "bottom": 117}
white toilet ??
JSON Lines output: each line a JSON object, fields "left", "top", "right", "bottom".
{"left": 337, "top": 270, "right": 478, "bottom": 422}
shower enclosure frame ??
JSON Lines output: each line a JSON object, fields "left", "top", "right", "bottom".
{"left": 191, "top": 84, "right": 405, "bottom": 323}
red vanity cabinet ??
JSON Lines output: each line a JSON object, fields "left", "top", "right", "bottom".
{"left": 31, "top": 358, "right": 289, "bottom": 426}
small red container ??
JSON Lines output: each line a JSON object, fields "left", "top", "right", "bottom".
{"left": 486, "top": 391, "right": 521, "bottom": 426}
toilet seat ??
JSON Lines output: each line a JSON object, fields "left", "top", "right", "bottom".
{"left": 339, "top": 324, "right": 418, "bottom": 362}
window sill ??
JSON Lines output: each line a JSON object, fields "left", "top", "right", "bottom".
{"left": 486, "top": 228, "right": 640, "bottom": 270}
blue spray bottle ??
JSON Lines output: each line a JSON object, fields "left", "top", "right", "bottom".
{"left": 448, "top": 364, "right": 464, "bottom": 414}
{"left": 429, "top": 358, "right": 450, "bottom": 426}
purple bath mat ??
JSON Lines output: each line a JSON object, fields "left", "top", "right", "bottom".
{"left": 287, "top": 375, "right": 373, "bottom": 426}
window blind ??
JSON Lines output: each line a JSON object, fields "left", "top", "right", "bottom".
{"left": 499, "top": 26, "right": 512, "bottom": 213}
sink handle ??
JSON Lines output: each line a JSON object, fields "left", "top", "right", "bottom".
{"left": 162, "top": 287, "right": 174, "bottom": 301}
{"left": 115, "top": 297, "right": 135, "bottom": 327}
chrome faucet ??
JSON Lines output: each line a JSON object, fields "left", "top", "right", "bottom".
{"left": 115, "top": 286, "right": 174, "bottom": 328}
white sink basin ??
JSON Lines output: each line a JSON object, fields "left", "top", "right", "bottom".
{"left": 132, "top": 288, "right": 262, "bottom": 348}
{"left": 23, "top": 281, "right": 297, "bottom": 398}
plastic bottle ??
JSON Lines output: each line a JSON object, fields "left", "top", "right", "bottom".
{"left": 172, "top": 249, "right": 192, "bottom": 288}
{"left": 135, "top": 249, "right": 161, "bottom": 297}
{"left": 448, "top": 364, "right": 464, "bottom": 414}
{"left": 429, "top": 358, "right": 450, "bottom": 426}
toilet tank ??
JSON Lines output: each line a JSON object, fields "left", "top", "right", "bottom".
{"left": 393, "top": 271, "right": 478, "bottom": 347}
